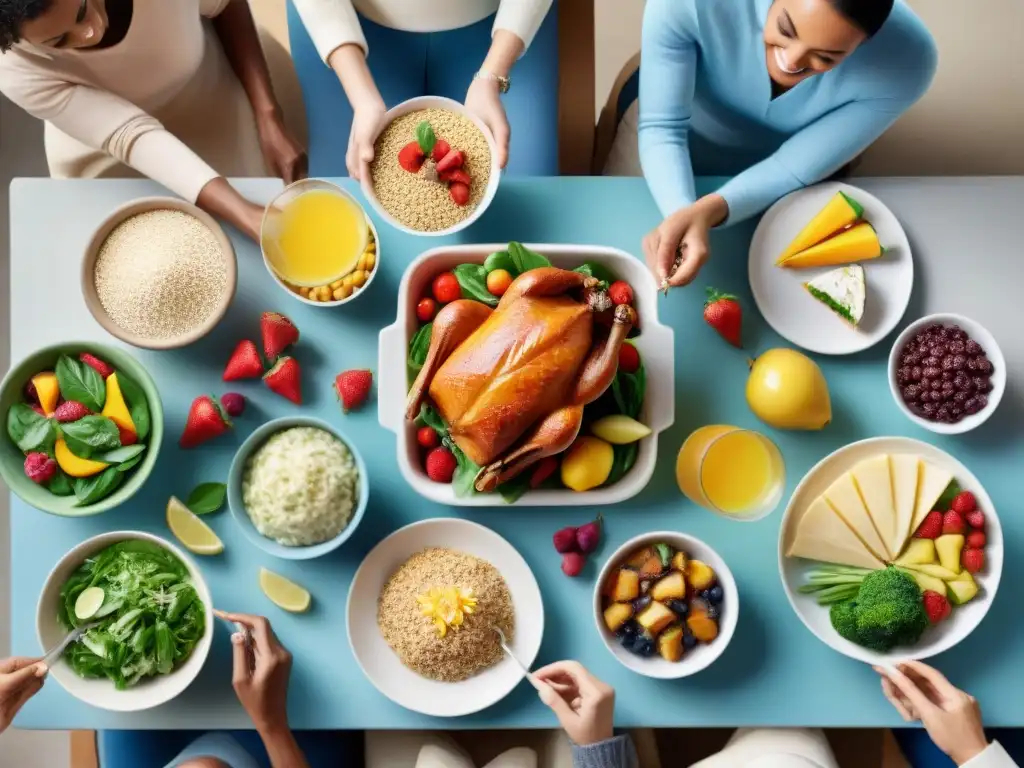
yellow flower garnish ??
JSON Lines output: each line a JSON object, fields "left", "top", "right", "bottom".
{"left": 416, "top": 586, "right": 478, "bottom": 638}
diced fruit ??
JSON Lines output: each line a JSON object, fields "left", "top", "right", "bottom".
{"left": 576, "top": 516, "right": 602, "bottom": 554}
{"left": 436, "top": 149, "right": 465, "bottom": 173}
{"left": 966, "top": 531, "right": 986, "bottom": 549}
{"left": 895, "top": 539, "right": 937, "bottom": 566}
{"left": 636, "top": 602, "right": 675, "bottom": 636}
{"left": 608, "top": 281, "right": 634, "bottom": 306}
{"left": 220, "top": 392, "right": 246, "bottom": 417}
{"left": 638, "top": 554, "right": 665, "bottom": 580}
{"left": 560, "top": 436, "right": 614, "bottom": 492}
{"left": 416, "top": 298, "right": 437, "bottom": 322}
{"left": 101, "top": 373, "right": 136, "bottom": 434}
{"left": 439, "top": 168, "right": 471, "bottom": 186}
{"left": 31, "top": 372, "right": 59, "bottom": 415}
{"left": 179, "top": 396, "right": 231, "bottom": 449}
{"left": 947, "top": 570, "right": 980, "bottom": 606}
{"left": 79, "top": 353, "right": 114, "bottom": 379}
{"left": 53, "top": 400, "right": 90, "bottom": 423}
{"left": 432, "top": 273, "right": 461, "bottom": 304}
{"left": 416, "top": 426, "right": 439, "bottom": 449}
{"left": 650, "top": 571, "right": 686, "bottom": 601}
{"left": 687, "top": 560, "right": 716, "bottom": 591}
{"left": 610, "top": 569, "right": 641, "bottom": 602}
{"left": 950, "top": 491, "right": 977, "bottom": 515}
{"left": 590, "top": 414, "right": 652, "bottom": 445}
{"left": 74, "top": 587, "right": 106, "bottom": 620}
{"left": 671, "top": 551, "right": 687, "bottom": 572}
{"left": 55, "top": 439, "right": 109, "bottom": 478}
{"left": 625, "top": 546, "right": 656, "bottom": 569}
{"left": 264, "top": 357, "right": 302, "bottom": 404}
{"left": 936, "top": 534, "right": 965, "bottom": 575}
{"left": 965, "top": 508, "right": 986, "bottom": 530}
{"left": 922, "top": 590, "right": 951, "bottom": 624}
{"left": 24, "top": 452, "right": 56, "bottom": 484}
{"left": 561, "top": 551, "right": 585, "bottom": 577}
{"left": 334, "top": 369, "right": 372, "bottom": 412}
{"left": 449, "top": 182, "right": 470, "bottom": 207}
{"left": 486, "top": 269, "right": 513, "bottom": 296}
{"left": 223, "top": 340, "right": 263, "bottom": 381}
{"left": 259, "top": 568, "right": 311, "bottom": 613}
{"left": 668, "top": 599, "right": 689, "bottom": 617}
{"left": 425, "top": 446, "right": 457, "bottom": 483}
{"left": 260, "top": 312, "right": 299, "bottom": 361}
{"left": 618, "top": 343, "right": 640, "bottom": 374}
{"left": 961, "top": 548, "right": 985, "bottom": 574}
{"left": 117, "top": 425, "right": 137, "bottom": 447}
{"left": 658, "top": 626, "right": 684, "bottom": 662}
{"left": 398, "top": 141, "right": 425, "bottom": 173}
{"left": 603, "top": 602, "right": 634, "bottom": 632}
{"left": 529, "top": 456, "right": 559, "bottom": 488}
{"left": 553, "top": 526, "right": 577, "bottom": 554}
{"left": 904, "top": 563, "right": 959, "bottom": 581}
{"left": 899, "top": 568, "right": 946, "bottom": 597}
{"left": 432, "top": 139, "right": 451, "bottom": 163}
{"left": 166, "top": 496, "right": 224, "bottom": 555}
{"left": 913, "top": 511, "right": 943, "bottom": 539}
{"left": 941, "top": 510, "right": 965, "bottom": 535}
{"left": 686, "top": 606, "right": 720, "bottom": 643}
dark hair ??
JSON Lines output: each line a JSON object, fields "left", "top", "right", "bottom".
{"left": 829, "top": 0, "right": 894, "bottom": 37}
{"left": 0, "top": 0, "right": 52, "bottom": 52}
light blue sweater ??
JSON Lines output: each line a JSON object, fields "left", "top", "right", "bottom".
{"left": 638, "top": 0, "right": 936, "bottom": 223}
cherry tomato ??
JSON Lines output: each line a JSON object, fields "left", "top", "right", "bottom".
{"left": 416, "top": 426, "right": 439, "bottom": 449}
{"left": 432, "top": 272, "right": 461, "bottom": 304}
{"left": 486, "top": 268, "right": 513, "bottom": 297}
{"left": 608, "top": 280, "right": 634, "bottom": 306}
{"left": 618, "top": 342, "right": 640, "bottom": 374}
{"left": 416, "top": 297, "right": 437, "bottom": 323}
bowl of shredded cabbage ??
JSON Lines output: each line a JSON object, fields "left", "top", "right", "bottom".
{"left": 36, "top": 530, "right": 213, "bottom": 712}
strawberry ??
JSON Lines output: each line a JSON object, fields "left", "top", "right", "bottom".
{"left": 23, "top": 381, "right": 38, "bottom": 404}
{"left": 449, "top": 182, "right": 470, "bottom": 207}
{"left": 913, "top": 510, "right": 943, "bottom": 539}
{"left": 436, "top": 149, "right": 465, "bottom": 174}
{"left": 552, "top": 526, "right": 578, "bottom": 554}
{"left": 180, "top": 395, "right": 231, "bottom": 448}
{"left": 416, "top": 426, "right": 439, "bottom": 449}
{"left": 966, "top": 530, "right": 986, "bottom": 549}
{"left": 961, "top": 548, "right": 985, "bottom": 574}
{"left": 439, "top": 168, "right": 471, "bottom": 186}
{"left": 220, "top": 392, "right": 246, "bottom": 417}
{"left": 608, "top": 281, "right": 633, "bottom": 306}
{"left": 618, "top": 342, "right": 640, "bottom": 374}
{"left": 264, "top": 357, "right": 302, "bottom": 404}
{"left": 922, "top": 590, "right": 951, "bottom": 624}
{"left": 965, "top": 508, "right": 986, "bottom": 530}
{"left": 30, "top": 404, "right": 45, "bottom": 417}
{"left": 24, "top": 452, "right": 56, "bottom": 484}
{"left": 432, "top": 139, "right": 451, "bottom": 163}
{"left": 530, "top": 456, "right": 559, "bottom": 489}
{"left": 398, "top": 141, "right": 425, "bottom": 173}
{"left": 703, "top": 287, "right": 742, "bottom": 348}
{"left": 117, "top": 425, "right": 137, "bottom": 447}
{"left": 260, "top": 312, "right": 299, "bottom": 361}
{"left": 52, "top": 400, "right": 90, "bottom": 423}
{"left": 416, "top": 298, "right": 437, "bottom": 323}
{"left": 950, "top": 490, "right": 977, "bottom": 515}
{"left": 79, "top": 353, "right": 114, "bottom": 379}
{"left": 334, "top": 369, "right": 372, "bottom": 412}
{"left": 941, "top": 510, "right": 965, "bottom": 535}
{"left": 561, "top": 552, "right": 586, "bottom": 577}
{"left": 425, "top": 446, "right": 457, "bottom": 483}
{"left": 223, "top": 340, "right": 263, "bottom": 381}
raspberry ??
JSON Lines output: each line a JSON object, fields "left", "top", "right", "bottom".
{"left": 24, "top": 452, "right": 56, "bottom": 484}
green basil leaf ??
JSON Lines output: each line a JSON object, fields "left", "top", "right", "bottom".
{"left": 573, "top": 262, "right": 618, "bottom": 285}
{"left": 6, "top": 403, "right": 57, "bottom": 454}
{"left": 407, "top": 323, "right": 433, "bottom": 379}
{"left": 484, "top": 250, "right": 517, "bottom": 275}
{"left": 46, "top": 468, "right": 75, "bottom": 497}
{"left": 507, "top": 242, "right": 551, "bottom": 274}
{"left": 96, "top": 444, "right": 146, "bottom": 464}
{"left": 611, "top": 353, "right": 646, "bottom": 420}
{"left": 116, "top": 454, "right": 145, "bottom": 473}
{"left": 55, "top": 355, "right": 105, "bottom": 412}
{"left": 605, "top": 442, "right": 639, "bottom": 486}
{"left": 114, "top": 371, "right": 150, "bottom": 441}
{"left": 417, "top": 403, "right": 448, "bottom": 436}
{"left": 60, "top": 416, "right": 121, "bottom": 458}
{"left": 415, "top": 120, "right": 436, "bottom": 156}
{"left": 935, "top": 480, "right": 963, "bottom": 511}
{"left": 186, "top": 482, "right": 227, "bottom": 515}
{"left": 446, "top": 436, "right": 481, "bottom": 498}
{"left": 73, "top": 466, "right": 123, "bottom": 506}
{"left": 453, "top": 264, "right": 498, "bottom": 306}
{"left": 498, "top": 475, "right": 530, "bottom": 504}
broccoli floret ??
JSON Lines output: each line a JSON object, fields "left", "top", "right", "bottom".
{"left": 829, "top": 601, "right": 860, "bottom": 644}
{"left": 854, "top": 568, "right": 928, "bottom": 651}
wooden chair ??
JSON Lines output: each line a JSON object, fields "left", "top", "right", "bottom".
{"left": 592, "top": 51, "right": 640, "bottom": 174}
{"left": 557, "top": 0, "right": 597, "bottom": 174}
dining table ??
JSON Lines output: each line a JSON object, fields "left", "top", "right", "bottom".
{"left": 7, "top": 175, "right": 1024, "bottom": 730}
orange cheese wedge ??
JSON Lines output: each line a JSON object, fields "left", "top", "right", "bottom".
{"left": 777, "top": 191, "right": 863, "bottom": 263}
{"left": 778, "top": 222, "right": 883, "bottom": 269}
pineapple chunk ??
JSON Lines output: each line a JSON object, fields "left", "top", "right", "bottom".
{"left": 671, "top": 551, "right": 687, "bottom": 572}
{"left": 639, "top": 554, "right": 665, "bottom": 579}
{"left": 947, "top": 571, "right": 979, "bottom": 606}
{"left": 603, "top": 602, "right": 634, "bottom": 632}
{"left": 936, "top": 535, "right": 964, "bottom": 575}
{"left": 636, "top": 602, "right": 675, "bottom": 636}
{"left": 687, "top": 605, "right": 719, "bottom": 643}
{"left": 687, "top": 560, "right": 716, "bottom": 591}
{"left": 609, "top": 569, "right": 640, "bottom": 602}
{"left": 894, "top": 539, "right": 937, "bottom": 567}
{"left": 625, "top": 546, "right": 656, "bottom": 569}
{"left": 650, "top": 571, "right": 686, "bottom": 602}
{"left": 658, "top": 626, "right": 684, "bottom": 662}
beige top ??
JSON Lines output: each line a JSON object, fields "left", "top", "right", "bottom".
{"left": 292, "top": 0, "right": 553, "bottom": 63}
{"left": 0, "top": 0, "right": 264, "bottom": 202}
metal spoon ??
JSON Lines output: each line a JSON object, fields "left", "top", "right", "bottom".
{"left": 41, "top": 621, "right": 101, "bottom": 668}
{"left": 492, "top": 626, "right": 544, "bottom": 691}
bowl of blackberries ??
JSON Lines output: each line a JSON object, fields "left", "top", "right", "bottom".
{"left": 889, "top": 313, "right": 1006, "bottom": 435}
{"left": 594, "top": 532, "right": 738, "bottom": 679}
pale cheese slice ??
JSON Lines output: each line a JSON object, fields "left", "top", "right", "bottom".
{"left": 824, "top": 472, "right": 892, "bottom": 561}
{"left": 912, "top": 460, "right": 955, "bottom": 533}
{"left": 788, "top": 497, "right": 886, "bottom": 570}
{"left": 890, "top": 454, "right": 922, "bottom": 557}
{"left": 851, "top": 455, "right": 898, "bottom": 560}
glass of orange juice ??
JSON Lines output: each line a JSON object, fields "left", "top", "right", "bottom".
{"left": 676, "top": 424, "right": 785, "bottom": 521}
{"left": 261, "top": 179, "right": 369, "bottom": 287}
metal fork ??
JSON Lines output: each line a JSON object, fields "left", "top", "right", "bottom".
{"left": 41, "top": 621, "right": 101, "bottom": 668}
{"left": 492, "top": 626, "right": 544, "bottom": 691}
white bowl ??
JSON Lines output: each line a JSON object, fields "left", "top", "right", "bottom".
{"left": 593, "top": 532, "right": 739, "bottom": 679}
{"left": 779, "top": 437, "right": 1003, "bottom": 665}
{"left": 888, "top": 313, "right": 1006, "bottom": 435}
{"left": 360, "top": 96, "right": 501, "bottom": 237}
{"left": 346, "top": 518, "right": 543, "bottom": 717}
{"left": 377, "top": 243, "right": 675, "bottom": 506}
{"left": 36, "top": 531, "right": 214, "bottom": 712}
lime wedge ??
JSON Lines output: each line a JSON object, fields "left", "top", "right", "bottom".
{"left": 259, "top": 568, "right": 311, "bottom": 613}
{"left": 74, "top": 586, "right": 105, "bottom": 620}
{"left": 166, "top": 496, "right": 224, "bottom": 555}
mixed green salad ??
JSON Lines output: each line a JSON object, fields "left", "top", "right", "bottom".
{"left": 58, "top": 541, "right": 206, "bottom": 689}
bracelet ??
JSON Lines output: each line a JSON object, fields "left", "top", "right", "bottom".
{"left": 474, "top": 69, "right": 511, "bottom": 94}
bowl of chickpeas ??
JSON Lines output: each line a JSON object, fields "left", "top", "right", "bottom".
{"left": 260, "top": 179, "right": 380, "bottom": 307}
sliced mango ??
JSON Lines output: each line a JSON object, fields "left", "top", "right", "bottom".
{"left": 779, "top": 222, "right": 883, "bottom": 269}
{"left": 777, "top": 191, "right": 863, "bottom": 263}
{"left": 55, "top": 439, "right": 109, "bottom": 478}
{"left": 101, "top": 373, "right": 136, "bottom": 436}
{"left": 32, "top": 371, "right": 60, "bottom": 415}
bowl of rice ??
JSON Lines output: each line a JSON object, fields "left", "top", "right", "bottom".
{"left": 82, "top": 198, "right": 236, "bottom": 350}
{"left": 227, "top": 416, "right": 367, "bottom": 560}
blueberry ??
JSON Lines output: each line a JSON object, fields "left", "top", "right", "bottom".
{"left": 700, "top": 589, "right": 711, "bottom": 601}
{"left": 632, "top": 595, "right": 652, "bottom": 613}
{"left": 706, "top": 605, "right": 720, "bottom": 620}
{"left": 617, "top": 621, "right": 638, "bottom": 640}
{"left": 708, "top": 585, "right": 724, "bottom": 604}
{"left": 668, "top": 599, "right": 690, "bottom": 617}
{"left": 682, "top": 632, "right": 698, "bottom": 650}
{"left": 632, "top": 635, "right": 655, "bottom": 657}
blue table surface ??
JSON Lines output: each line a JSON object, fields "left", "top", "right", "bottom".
{"left": 8, "top": 176, "right": 1024, "bottom": 730}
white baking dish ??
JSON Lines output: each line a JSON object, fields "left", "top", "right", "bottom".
{"left": 378, "top": 244, "right": 675, "bottom": 506}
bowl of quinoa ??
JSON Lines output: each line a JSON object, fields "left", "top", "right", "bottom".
{"left": 362, "top": 96, "right": 499, "bottom": 236}
{"left": 82, "top": 198, "right": 236, "bottom": 350}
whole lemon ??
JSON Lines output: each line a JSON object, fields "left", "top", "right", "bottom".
{"left": 560, "top": 436, "right": 615, "bottom": 491}
{"left": 746, "top": 348, "right": 831, "bottom": 430}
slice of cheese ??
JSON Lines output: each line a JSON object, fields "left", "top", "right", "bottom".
{"left": 851, "top": 455, "right": 898, "bottom": 559}
{"left": 824, "top": 472, "right": 892, "bottom": 561}
{"left": 788, "top": 497, "right": 885, "bottom": 570}
{"left": 890, "top": 454, "right": 922, "bottom": 557}
{"left": 912, "top": 460, "right": 955, "bottom": 533}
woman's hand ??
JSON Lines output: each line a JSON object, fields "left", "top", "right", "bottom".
{"left": 0, "top": 657, "right": 47, "bottom": 733}
{"left": 256, "top": 110, "right": 308, "bottom": 185}
{"left": 347, "top": 99, "right": 387, "bottom": 181}
{"left": 534, "top": 661, "right": 615, "bottom": 746}
{"left": 877, "top": 662, "right": 989, "bottom": 766}
{"left": 642, "top": 194, "right": 729, "bottom": 289}
{"left": 216, "top": 610, "right": 293, "bottom": 735}
{"left": 465, "top": 77, "right": 510, "bottom": 169}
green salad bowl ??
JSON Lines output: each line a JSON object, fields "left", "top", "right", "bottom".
{"left": 0, "top": 342, "right": 163, "bottom": 516}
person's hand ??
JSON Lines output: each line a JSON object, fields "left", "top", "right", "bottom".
{"left": 347, "top": 98, "right": 387, "bottom": 181}
{"left": 0, "top": 657, "right": 47, "bottom": 733}
{"left": 465, "top": 76, "right": 510, "bottom": 169}
{"left": 256, "top": 110, "right": 308, "bottom": 185}
{"left": 877, "top": 661, "right": 989, "bottom": 766}
{"left": 217, "top": 610, "right": 293, "bottom": 735}
{"left": 642, "top": 194, "right": 729, "bottom": 289}
{"left": 534, "top": 661, "right": 615, "bottom": 746}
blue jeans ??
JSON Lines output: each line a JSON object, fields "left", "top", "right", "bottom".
{"left": 895, "top": 729, "right": 1024, "bottom": 766}
{"left": 287, "top": 2, "right": 559, "bottom": 177}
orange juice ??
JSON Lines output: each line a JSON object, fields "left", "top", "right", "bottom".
{"left": 263, "top": 188, "right": 368, "bottom": 287}
{"left": 676, "top": 425, "right": 784, "bottom": 520}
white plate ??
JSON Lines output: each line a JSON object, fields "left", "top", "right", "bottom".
{"left": 778, "top": 437, "right": 1002, "bottom": 665}
{"left": 347, "top": 518, "right": 544, "bottom": 717}
{"left": 749, "top": 182, "right": 913, "bottom": 355}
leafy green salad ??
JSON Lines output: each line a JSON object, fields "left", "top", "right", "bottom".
{"left": 58, "top": 541, "right": 206, "bottom": 689}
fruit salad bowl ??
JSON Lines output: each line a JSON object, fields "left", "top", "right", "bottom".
{"left": 378, "top": 244, "right": 675, "bottom": 506}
